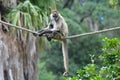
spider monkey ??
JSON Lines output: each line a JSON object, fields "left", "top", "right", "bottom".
{"left": 37, "top": 10, "right": 69, "bottom": 77}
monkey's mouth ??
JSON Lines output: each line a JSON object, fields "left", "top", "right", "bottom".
{"left": 53, "top": 17, "right": 59, "bottom": 22}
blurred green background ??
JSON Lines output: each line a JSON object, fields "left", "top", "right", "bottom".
{"left": 36, "top": 0, "right": 120, "bottom": 80}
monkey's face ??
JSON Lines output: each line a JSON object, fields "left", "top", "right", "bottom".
{"left": 50, "top": 11, "right": 59, "bottom": 22}
{"left": 53, "top": 12, "right": 58, "bottom": 18}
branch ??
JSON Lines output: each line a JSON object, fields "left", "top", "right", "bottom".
{"left": 80, "top": 8, "right": 95, "bottom": 23}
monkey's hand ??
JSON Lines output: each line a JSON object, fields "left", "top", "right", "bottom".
{"left": 32, "top": 30, "right": 44, "bottom": 36}
{"left": 33, "top": 29, "right": 52, "bottom": 37}
{"left": 38, "top": 30, "right": 45, "bottom": 36}
{"left": 33, "top": 29, "right": 63, "bottom": 41}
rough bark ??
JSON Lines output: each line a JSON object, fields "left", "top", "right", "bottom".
{"left": 1, "top": 0, "right": 17, "bottom": 8}
{"left": 0, "top": 0, "right": 39, "bottom": 80}
{"left": 0, "top": 17, "right": 39, "bottom": 80}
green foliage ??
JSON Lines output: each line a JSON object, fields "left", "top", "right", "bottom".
{"left": 38, "top": 62, "right": 57, "bottom": 80}
{"left": 7, "top": 0, "right": 48, "bottom": 29}
{"left": 109, "top": 0, "right": 120, "bottom": 9}
{"left": 6, "top": 0, "right": 54, "bottom": 50}
{"left": 102, "top": 38, "right": 120, "bottom": 65}
{"left": 30, "top": 0, "right": 56, "bottom": 11}
{"left": 65, "top": 38, "right": 120, "bottom": 80}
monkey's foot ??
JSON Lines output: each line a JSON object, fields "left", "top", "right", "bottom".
{"left": 63, "top": 72, "right": 68, "bottom": 77}
{"left": 44, "top": 34, "right": 53, "bottom": 41}
{"left": 46, "top": 36, "right": 52, "bottom": 41}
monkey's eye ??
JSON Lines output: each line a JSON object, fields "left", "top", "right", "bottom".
{"left": 53, "top": 13, "right": 58, "bottom": 18}
{"left": 49, "top": 24, "right": 53, "bottom": 29}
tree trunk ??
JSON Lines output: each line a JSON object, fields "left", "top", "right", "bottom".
{"left": 86, "top": 16, "right": 99, "bottom": 31}
{"left": 0, "top": 0, "right": 39, "bottom": 80}
{"left": 0, "top": 13, "right": 39, "bottom": 80}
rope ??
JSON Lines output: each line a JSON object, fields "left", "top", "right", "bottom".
{"left": 0, "top": 20, "right": 39, "bottom": 35}
{"left": 65, "top": 27, "right": 120, "bottom": 39}
{"left": 0, "top": 20, "right": 120, "bottom": 39}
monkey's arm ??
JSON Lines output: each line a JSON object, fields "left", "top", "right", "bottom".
{"left": 33, "top": 29, "right": 63, "bottom": 41}
{"left": 38, "top": 29, "right": 60, "bottom": 36}
{"left": 38, "top": 29, "right": 53, "bottom": 36}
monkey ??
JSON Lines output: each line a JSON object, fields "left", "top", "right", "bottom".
{"left": 38, "top": 11, "right": 69, "bottom": 77}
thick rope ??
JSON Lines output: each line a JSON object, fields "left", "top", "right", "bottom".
{"left": 0, "top": 20, "right": 39, "bottom": 35}
{"left": 65, "top": 27, "right": 120, "bottom": 39}
{"left": 0, "top": 20, "right": 120, "bottom": 39}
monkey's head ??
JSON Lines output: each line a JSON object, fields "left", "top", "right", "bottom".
{"left": 50, "top": 10, "right": 60, "bottom": 22}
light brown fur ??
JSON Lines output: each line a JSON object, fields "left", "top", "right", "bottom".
{"left": 46, "top": 11, "right": 69, "bottom": 77}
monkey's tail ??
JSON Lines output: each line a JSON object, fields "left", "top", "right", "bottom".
{"left": 62, "top": 39, "right": 69, "bottom": 75}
